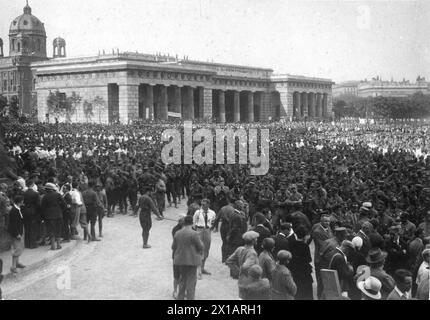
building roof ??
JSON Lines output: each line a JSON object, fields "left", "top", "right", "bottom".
{"left": 9, "top": 2, "right": 46, "bottom": 36}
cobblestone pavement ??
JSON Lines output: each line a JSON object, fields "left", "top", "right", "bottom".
{"left": 2, "top": 200, "right": 239, "bottom": 300}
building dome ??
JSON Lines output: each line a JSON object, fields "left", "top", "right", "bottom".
{"left": 9, "top": 2, "right": 46, "bottom": 37}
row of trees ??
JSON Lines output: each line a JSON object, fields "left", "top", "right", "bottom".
{"left": 333, "top": 92, "right": 430, "bottom": 120}
{"left": 46, "top": 90, "right": 106, "bottom": 123}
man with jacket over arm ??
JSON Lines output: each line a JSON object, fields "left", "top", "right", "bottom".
{"left": 82, "top": 180, "right": 102, "bottom": 242}
{"left": 172, "top": 215, "right": 204, "bottom": 300}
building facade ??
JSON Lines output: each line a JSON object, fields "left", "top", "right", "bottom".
{"left": 2, "top": 2, "right": 334, "bottom": 123}
{"left": 333, "top": 77, "right": 429, "bottom": 98}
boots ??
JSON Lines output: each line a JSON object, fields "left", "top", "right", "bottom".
{"left": 10, "top": 256, "right": 18, "bottom": 273}
{"left": 50, "top": 237, "right": 56, "bottom": 250}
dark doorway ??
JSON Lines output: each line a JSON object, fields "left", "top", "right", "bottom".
{"left": 108, "top": 83, "right": 119, "bottom": 123}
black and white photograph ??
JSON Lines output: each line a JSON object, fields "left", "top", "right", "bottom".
{"left": 0, "top": 0, "right": 429, "bottom": 305}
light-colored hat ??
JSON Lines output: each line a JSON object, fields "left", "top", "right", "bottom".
{"left": 352, "top": 236, "right": 363, "bottom": 250}
{"left": 242, "top": 231, "right": 259, "bottom": 241}
{"left": 362, "top": 202, "right": 372, "bottom": 208}
{"left": 44, "top": 183, "right": 57, "bottom": 191}
{"left": 422, "top": 244, "right": 430, "bottom": 258}
{"left": 357, "top": 276, "right": 382, "bottom": 300}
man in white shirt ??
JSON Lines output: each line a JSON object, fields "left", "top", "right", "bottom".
{"left": 193, "top": 198, "right": 216, "bottom": 277}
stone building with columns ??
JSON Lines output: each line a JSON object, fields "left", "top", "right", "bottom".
{"left": 1, "top": 2, "right": 334, "bottom": 123}
{"left": 33, "top": 53, "right": 334, "bottom": 123}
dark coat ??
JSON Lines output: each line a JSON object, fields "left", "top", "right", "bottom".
{"left": 241, "top": 278, "right": 271, "bottom": 300}
{"left": 8, "top": 206, "right": 24, "bottom": 238}
{"left": 272, "top": 233, "right": 290, "bottom": 256}
{"left": 328, "top": 249, "right": 354, "bottom": 293}
{"left": 253, "top": 224, "right": 272, "bottom": 255}
{"left": 311, "top": 223, "right": 333, "bottom": 266}
{"left": 172, "top": 226, "right": 204, "bottom": 266}
{"left": 22, "top": 188, "right": 41, "bottom": 219}
{"left": 41, "top": 191, "right": 65, "bottom": 220}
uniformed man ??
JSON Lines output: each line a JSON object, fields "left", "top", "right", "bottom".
{"left": 137, "top": 186, "right": 163, "bottom": 249}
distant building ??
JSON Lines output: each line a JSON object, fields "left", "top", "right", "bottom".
{"left": 333, "top": 76, "right": 430, "bottom": 98}
{"left": 1, "top": 2, "right": 334, "bottom": 123}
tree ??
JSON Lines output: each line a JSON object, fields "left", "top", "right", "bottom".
{"left": 333, "top": 99, "right": 347, "bottom": 119}
{"left": 92, "top": 96, "right": 106, "bottom": 123}
{"left": 83, "top": 100, "right": 94, "bottom": 122}
{"left": 66, "top": 91, "right": 82, "bottom": 123}
{"left": 46, "top": 90, "right": 62, "bottom": 119}
{"left": 0, "top": 95, "right": 7, "bottom": 115}
{"left": 9, "top": 96, "right": 20, "bottom": 119}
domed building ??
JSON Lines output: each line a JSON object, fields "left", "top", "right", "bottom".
{"left": 0, "top": 1, "right": 66, "bottom": 115}
{"left": 9, "top": 1, "right": 47, "bottom": 58}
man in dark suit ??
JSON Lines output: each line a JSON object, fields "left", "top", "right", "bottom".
{"left": 272, "top": 223, "right": 290, "bottom": 256}
{"left": 253, "top": 213, "right": 272, "bottom": 255}
{"left": 327, "top": 240, "right": 355, "bottom": 297}
{"left": 22, "top": 180, "right": 41, "bottom": 249}
{"left": 310, "top": 214, "right": 333, "bottom": 298}
{"left": 8, "top": 195, "right": 25, "bottom": 273}
{"left": 172, "top": 215, "right": 204, "bottom": 300}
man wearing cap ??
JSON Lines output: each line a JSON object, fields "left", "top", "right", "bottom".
{"left": 356, "top": 221, "right": 373, "bottom": 258}
{"left": 214, "top": 199, "right": 235, "bottom": 263}
{"left": 22, "top": 179, "right": 41, "bottom": 249}
{"left": 225, "top": 231, "right": 259, "bottom": 295}
{"left": 193, "top": 198, "right": 216, "bottom": 276}
{"left": 240, "top": 265, "right": 271, "bottom": 300}
{"left": 41, "top": 183, "right": 67, "bottom": 250}
{"left": 367, "top": 248, "right": 395, "bottom": 299}
{"left": 258, "top": 238, "right": 276, "bottom": 281}
{"left": 154, "top": 173, "right": 166, "bottom": 217}
{"left": 252, "top": 213, "right": 272, "bottom": 256}
{"left": 137, "top": 186, "right": 163, "bottom": 249}
{"left": 172, "top": 215, "right": 204, "bottom": 300}
{"left": 271, "top": 250, "right": 297, "bottom": 300}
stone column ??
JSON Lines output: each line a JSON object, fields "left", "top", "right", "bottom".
{"left": 159, "top": 85, "right": 168, "bottom": 120}
{"left": 302, "top": 92, "right": 308, "bottom": 118}
{"left": 174, "top": 86, "right": 181, "bottom": 115}
{"left": 295, "top": 92, "right": 301, "bottom": 118}
{"left": 323, "top": 93, "right": 328, "bottom": 118}
{"left": 119, "top": 84, "right": 138, "bottom": 124}
{"left": 219, "top": 90, "right": 226, "bottom": 123}
{"left": 203, "top": 88, "right": 213, "bottom": 120}
{"left": 317, "top": 93, "right": 323, "bottom": 118}
{"left": 145, "top": 85, "right": 154, "bottom": 121}
{"left": 308, "top": 93, "right": 315, "bottom": 118}
{"left": 233, "top": 91, "right": 240, "bottom": 122}
{"left": 247, "top": 91, "right": 254, "bottom": 123}
{"left": 198, "top": 87, "right": 204, "bottom": 120}
{"left": 184, "top": 86, "right": 194, "bottom": 120}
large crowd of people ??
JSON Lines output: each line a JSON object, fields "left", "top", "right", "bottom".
{"left": 0, "top": 119, "right": 429, "bottom": 300}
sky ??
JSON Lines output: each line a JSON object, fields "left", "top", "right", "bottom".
{"left": 1, "top": 0, "right": 428, "bottom": 83}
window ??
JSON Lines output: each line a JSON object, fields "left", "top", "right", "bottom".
{"left": 17, "top": 42, "right": 21, "bottom": 52}
{"left": 12, "top": 39, "right": 15, "bottom": 51}
{"left": 37, "top": 39, "right": 41, "bottom": 51}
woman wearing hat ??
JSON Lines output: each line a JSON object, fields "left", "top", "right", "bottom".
{"left": 357, "top": 276, "right": 382, "bottom": 300}
{"left": 416, "top": 244, "right": 430, "bottom": 286}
